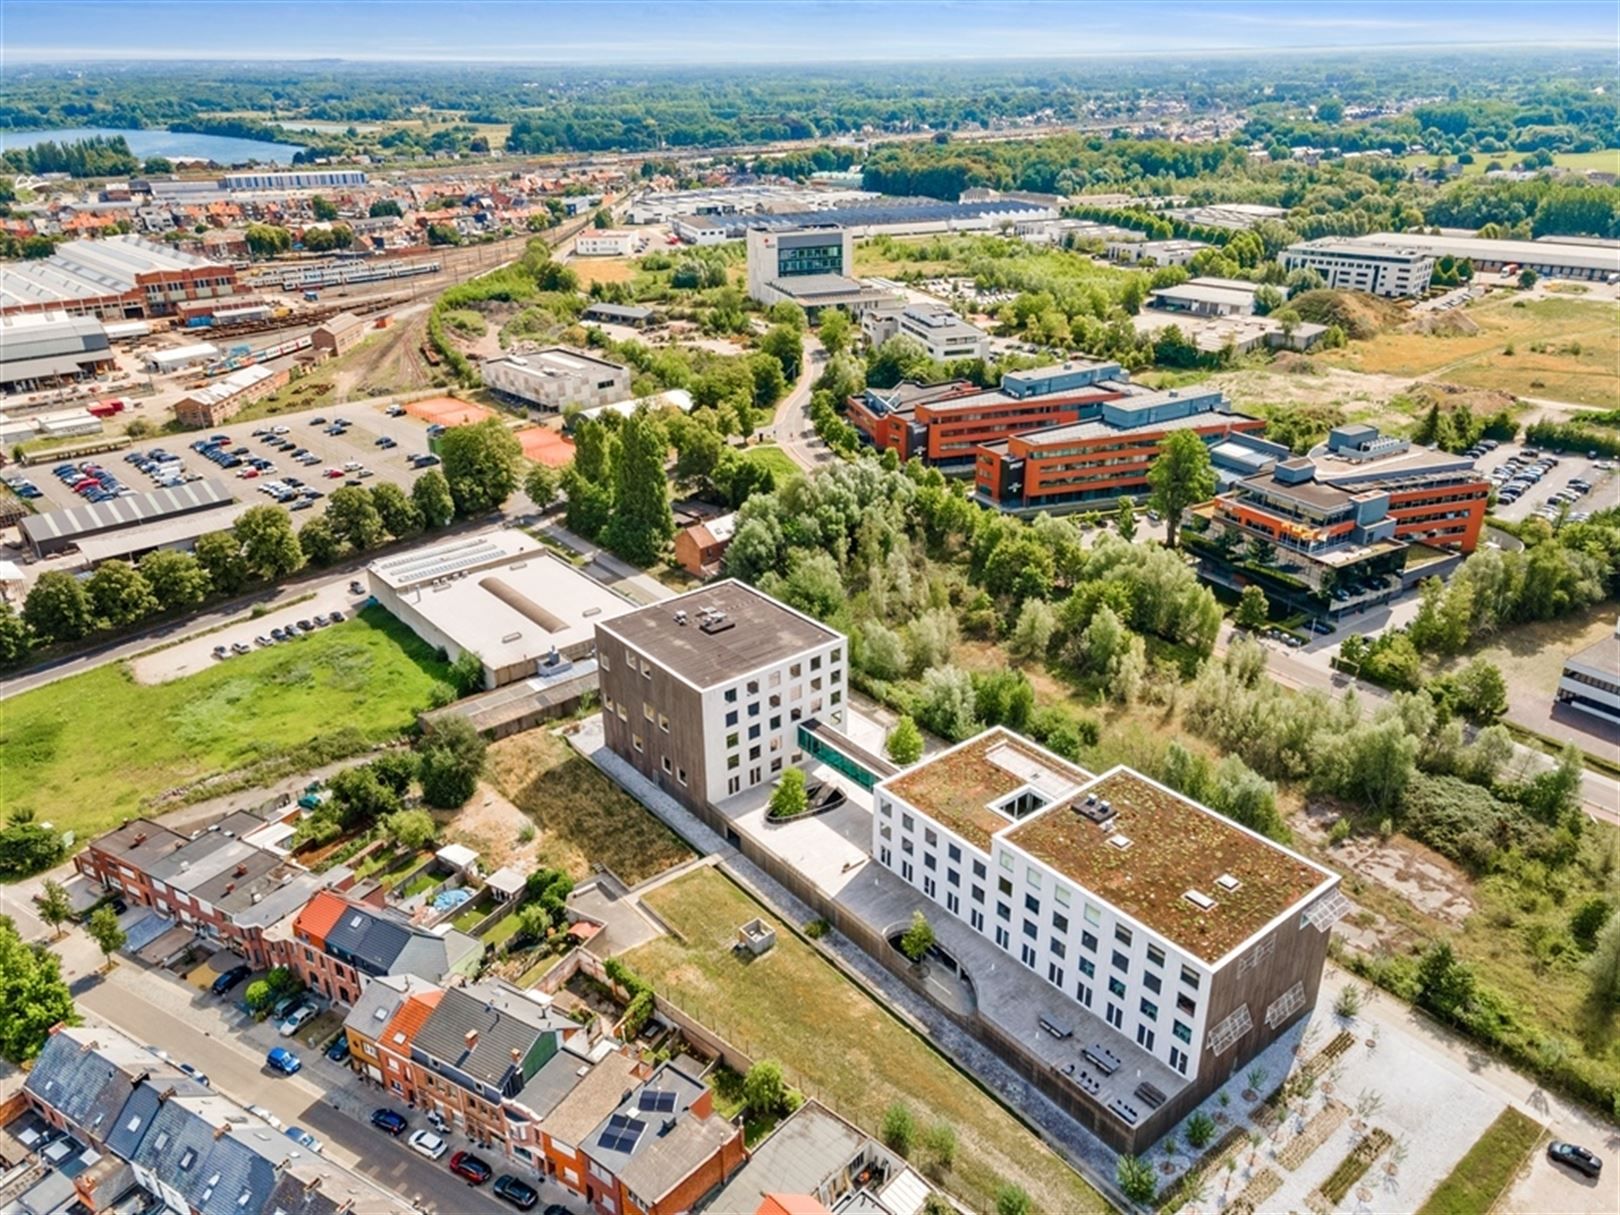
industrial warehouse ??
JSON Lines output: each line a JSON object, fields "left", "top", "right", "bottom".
{"left": 0, "top": 235, "right": 240, "bottom": 319}
{"left": 366, "top": 530, "right": 633, "bottom": 688}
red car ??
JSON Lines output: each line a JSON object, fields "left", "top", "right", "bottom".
{"left": 449, "top": 1151, "right": 492, "bottom": 1185}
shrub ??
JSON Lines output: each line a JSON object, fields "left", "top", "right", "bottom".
{"left": 743, "top": 1060, "right": 791, "bottom": 1117}
{"left": 1115, "top": 1155, "right": 1157, "bottom": 1204}
{"left": 1185, "top": 1110, "right": 1217, "bottom": 1149}
{"left": 1334, "top": 984, "right": 1364, "bottom": 1019}
{"left": 920, "top": 1121, "right": 956, "bottom": 1178}
{"left": 996, "top": 1184, "right": 1034, "bottom": 1215}
{"left": 880, "top": 1101, "right": 915, "bottom": 1156}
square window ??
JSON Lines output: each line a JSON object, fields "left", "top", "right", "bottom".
{"left": 1146, "top": 943, "right": 1165, "bottom": 968}
{"left": 971, "top": 885, "right": 985, "bottom": 905}
{"left": 948, "top": 843, "right": 962, "bottom": 863}
{"left": 924, "top": 828, "right": 938, "bottom": 847}
{"left": 725, "top": 710, "right": 738, "bottom": 727}
{"left": 1079, "top": 958, "right": 1095, "bottom": 978}
{"left": 1022, "top": 918, "right": 1037, "bottom": 940}
{"left": 1115, "top": 924, "right": 1133, "bottom": 947}
{"left": 1112, "top": 950, "right": 1130, "bottom": 973}
{"left": 632, "top": 734, "right": 644, "bottom": 753}
{"left": 1139, "top": 998, "right": 1158, "bottom": 1020}
{"left": 725, "top": 688, "right": 737, "bottom": 703}
{"left": 972, "top": 860, "right": 987, "bottom": 880}
{"left": 1052, "top": 911, "right": 1069, "bottom": 934}
{"left": 1026, "top": 868, "right": 1042, "bottom": 889}
{"left": 1083, "top": 903, "right": 1101, "bottom": 926}
{"left": 998, "top": 876, "right": 1013, "bottom": 897}
{"left": 1181, "top": 965, "right": 1201, "bottom": 990}
{"left": 1173, "top": 1020, "right": 1192, "bottom": 1044}
{"left": 1024, "top": 893, "right": 1040, "bottom": 915}
{"left": 749, "top": 724, "right": 761, "bottom": 740}
{"left": 1050, "top": 938, "right": 1066, "bottom": 959}
{"left": 996, "top": 902, "right": 1010, "bottom": 922}
{"left": 726, "top": 732, "right": 739, "bottom": 748}
{"left": 1108, "top": 977, "right": 1126, "bottom": 999}
{"left": 1144, "top": 972, "right": 1162, "bottom": 995}
{"left": 1081, "top": 930, "right": 1098, "bottom": 953}
{"left": 661, "top": 756, "right": 672, "bottom": 773}
{"left": 947, "top": 868, "right": 960, "bottom": 887}
{"left": 1053, "top": 883, "right": 1071, "bottom": 908}
{"left": 923, "top": 852, "right": 936, "bottom": 871}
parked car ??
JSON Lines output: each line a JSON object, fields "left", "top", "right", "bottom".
{"left": 493, "top": 1175, "right": 539, "bottom": 1210}
{"left": 212, "top": 964, "right": 252, "bottom": 996}
{"left": 231, "top": 642, "right": 251, "bottom": 655}
{"left": 279, "top": 1004, "right": 317, "bottom": 1036}
{"left": 266, "top": 1047, "right": 301, "bottom": 1075}
{"left": 408, "top": 1130, "right": 448, "bottom": 1160}
{"left": 371, "top": 1108, "right": 408, "bottom": 1136}
{"left": 285, "top": 1127, "right": 322, "bottom": 1153}
{"left": 1547, "top": 1141, "right": 1602, "bottom": 1178}
{"left": 178, "top": 1062, "right": 210, "bottom": 1087}
{"left": 328, "top": 609, "right": 346, "bottom": 622}
{"left": 449, "top": 1151, "right": 492, "bottom": 1185}
{"left": 326, "top": 1034, "right": 351, "bottom": 1063}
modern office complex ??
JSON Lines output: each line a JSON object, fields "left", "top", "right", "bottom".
{"left": 595, "top": 581, "right": 846, "bottom": 810}
{"left": 1280, "top": 239, "right": 1435, "bottom": 297}
{"left": 1557, "top": 620, "right": 1620, "bottom": 725}
{"left": 862, "top": 301, "right": 990, "bottom": 362}
{"left": 481, "top": 346, "right": 632, "bottom": 411}
{"left": 743, "top": 224, "right": 898, "bottom": 315}
{"left": 847, "top": 360, "right": 1131, "bottom": 465}
{"left": 974, "top": 386, "right": 1270, "bottom": 513}
{"left": 1188, "top": 424, "right": 1489, "bottom": 618}
{"left": 873, "top": 727, "right": 1342, "bottom": 1136}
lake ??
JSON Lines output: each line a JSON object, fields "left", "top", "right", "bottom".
{"left": 1, "top": 127, "right": 308, "bottom": 166}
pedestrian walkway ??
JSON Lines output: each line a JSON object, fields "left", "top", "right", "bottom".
{"left": 566, "top": 715, "right": 1135, "bottom": 1209}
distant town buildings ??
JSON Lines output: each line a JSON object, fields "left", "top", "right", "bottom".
{"left": 311, "top": 310, "right": 371, "bottom": 357}
{"left": 574, "top": 228, "right": 639, "bottom": 256}
{"left": 481, "top": 346, "right": 632, "bottom": 412}
{"left": 219, "top": 169, "right": 370, "bottom": 192}
{"left": 862, "top": 301, "right": 990, "bottom": 362}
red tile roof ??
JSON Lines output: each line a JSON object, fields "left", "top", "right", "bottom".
{"left": 382, "top": 989, "right": 444, "bottom": 1052}
{"left": 293, "top": 889, "right": 348, "bottom": 948}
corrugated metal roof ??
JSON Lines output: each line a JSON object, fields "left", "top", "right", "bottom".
{"left": 21, "top": 479, "right": 234, "bottom": 546}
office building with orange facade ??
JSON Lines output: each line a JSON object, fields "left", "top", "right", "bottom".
{"left": 1187, "top": 424, "right": 1489, "bottom": 620}
{"left": 847, "top": 360, "right": 1132, "bottom": 466}
{"left": 974, "top": 386, "right": 1270, "bottom": 513}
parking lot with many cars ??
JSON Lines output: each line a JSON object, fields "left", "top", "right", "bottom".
{"left": 6, "top": 397, "right": 447, "bottom": 523}
{"left": 1481, "top": 438, "right": 1620, "bottom": 524}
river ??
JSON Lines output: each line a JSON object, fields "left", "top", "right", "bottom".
{"left": 1, "top": 126, "right": 307, "bottom": 166}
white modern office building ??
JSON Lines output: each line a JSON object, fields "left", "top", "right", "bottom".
{"left": 596, "top": 582, "right": 847, "bottom": 810}
{"left": 574, "top": 229, "right": 639, "bottom": 257}
{"left": 1280, "top": 239, "right": 1435, "bottom": 297}
{"left": 480, "top": 346, "right": 631, "bottom": 412}
{"left": 872, "top": 727, "right": 1343, "bottom": 1088}
{"left": 1557, "top": 620, "right": 1620, "bottom": 725}
{"left": 863, "top": 301, "right": 990, "bottom": 361}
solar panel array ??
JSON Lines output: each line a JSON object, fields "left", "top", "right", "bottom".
{"left": 598, "top": 1113, "right": 647, "bottom": 1154}
{"left": 637, "top": 1089, "right": 677, "bottom": 1114}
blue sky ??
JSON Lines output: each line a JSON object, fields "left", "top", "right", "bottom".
{"left": 4, "top": 0, "right": 1614, "bottom": 63}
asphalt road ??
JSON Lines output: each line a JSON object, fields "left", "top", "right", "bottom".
{"left": 72, "top": 973, "right": 512, "bottom": 1215}
{"left": 771, "top": 334, "right": 834, "bottom": 472}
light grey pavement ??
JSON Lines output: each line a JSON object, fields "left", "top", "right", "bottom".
{"left": 536, "top": 522, "right": 673, "bottom": 605}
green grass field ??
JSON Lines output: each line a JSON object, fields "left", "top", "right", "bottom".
{"left": 1415, "top": 1107, "right": 1543, "bottom": 1215}
{"left": 742, "top": 443, "right": 801, "bottom": 484}
{"left": 627, "top": 868, "right": 1108, "bottom": 1215}
{"left": 484, "top": 727, "right": 692, "bottom": 886}
{"left": 1394, "top": 150, "right": 1620, "bottom": 178}
{"left": 0, "top": 607, "right": 450, "bottom": 843}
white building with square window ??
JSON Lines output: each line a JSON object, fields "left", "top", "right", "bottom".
{"left": 871, "top": 727, "right": 1342, "bottom": 1091}
{"left": 595, "top": 582, "right": 846, "bottom": 810}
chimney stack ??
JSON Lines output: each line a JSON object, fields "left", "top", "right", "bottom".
{"left": 464, "top": 1029, "right": 479, "bottom": 1051}
{"left": 511, "top": 1047, "right": 522, "bottom": 1063}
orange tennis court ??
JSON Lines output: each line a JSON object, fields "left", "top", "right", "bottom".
{"left": 404, "top": 396, "right": 496, "bottom": 426}
{"left": 516, "top": 426, "right": 575, "bottom": 467}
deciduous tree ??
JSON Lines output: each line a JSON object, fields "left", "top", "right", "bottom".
{"left": 234, "top": 506, "right": 303, "bottom": 581}
{"left": 439, "top": 418, "right": 521, "bottom": 516}
{"left": 139, "top": 549, "right": 210, "bottom": 611}
{"left": 417, "top": 716, "right": 488, "bottom": 809}
{"left": 604, "top": 411, "right": 674, "bottom": 564}
{"left": 0, "top": 916, "right": 76, "bottom": 1062}
{"left": 326, "top": 486, "right": 387, "bottom": 551}
{"left": 1147, "top": 429, "right": 1217, "bottom": 549}
{"left": 35, "top": 880, "right": 73, "bottom": 940}
{"left": 23, "top": 571, "right": 94, "bottom": 644}
{"left": 411, "top": 469, "right": 456, "bottom": 528}
{"left": 194, "top": 530, "right": 248, "bottom": 594}
{"left": 886, "top": 716, "right": 924, "bottom": 765}
{"left": 371, "top": 481, "right": 423, "bottom": 538}
{"left": 86, "top": 905, "right": 126, "bottom": 971}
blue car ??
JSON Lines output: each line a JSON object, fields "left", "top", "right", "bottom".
{"left": 266, "top": 1047, "right": 301, "bottom": 1075}
{"left": 370, "top": 1108, "right": 408, "bottom": 1136}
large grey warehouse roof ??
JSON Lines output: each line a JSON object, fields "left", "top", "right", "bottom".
{"left": 21, "top": 478, "right": 234, "bottom": 548}
{"left": 599, "top": 580, "right": 840, "bottom": 688}
{"left": 0, "top": 235, "right": 228, "bottom": 310}
{"left": 744, "top": 196, "right": 1051, "bottom": 231}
